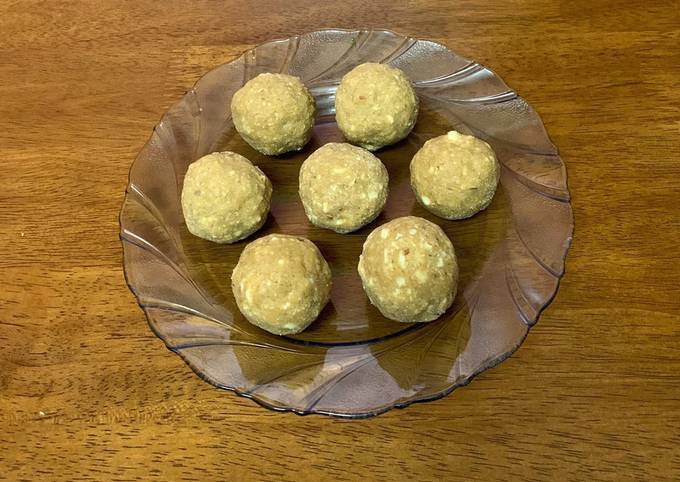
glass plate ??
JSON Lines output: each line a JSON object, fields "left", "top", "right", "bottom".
{"left": 120, "top": 29, "right": 573, "bottom": 418}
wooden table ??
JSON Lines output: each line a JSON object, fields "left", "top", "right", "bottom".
{"left": 1, "top": 1, "right": 678, "bottom": 480}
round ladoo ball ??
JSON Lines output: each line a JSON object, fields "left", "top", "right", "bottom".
{"left": 411, "top": 131, "right": 500, "bottom": 220}
{"left": 231, "top": 234, "right": 332, "bottom": 335}
{"left": 358, "top": 216, "right": 458, "bottom": 323}
{"left": 335, "top": 63, "right": 418, "bottom": 151}
{"left": 181, "top": 151, "right": 272, "bottom": 243}
{"left": 299, "top": 142, "right": 389, "bottom": 233}
{"left": 231, "top": 73, "right": 316, "bottom": 155}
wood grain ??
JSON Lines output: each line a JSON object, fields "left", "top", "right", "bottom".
{"left": 1, "top": 0, "right": 679, "bottom": 480}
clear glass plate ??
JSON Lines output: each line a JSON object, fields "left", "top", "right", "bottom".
{"left": 120, "top": 29, "right": 573, "bottom": 418}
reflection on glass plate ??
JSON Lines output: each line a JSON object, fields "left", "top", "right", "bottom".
{"left": 120, "top": 29, "right": 573, "bottom": 418}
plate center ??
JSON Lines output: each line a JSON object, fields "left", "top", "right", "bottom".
{"left": 181, "top": 104, "right": 507, "bottom": 345}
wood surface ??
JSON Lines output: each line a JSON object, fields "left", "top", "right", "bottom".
{"left": 1, "top": 0, "right": 679, "bottom": 480}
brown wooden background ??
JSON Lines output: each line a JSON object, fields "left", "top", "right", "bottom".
{"left": 1, "top": 1, "right": 679, "bottom": 480}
